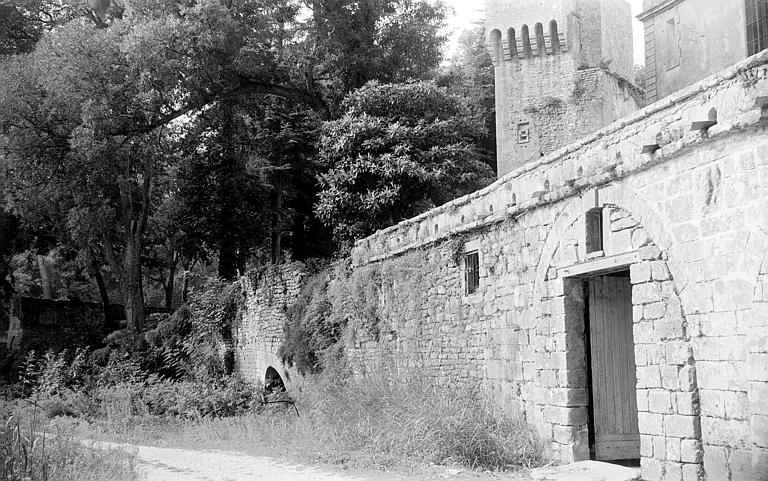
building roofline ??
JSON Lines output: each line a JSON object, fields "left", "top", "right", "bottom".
{"left": 636, "top": 0, "right": 684, "bottom": 22}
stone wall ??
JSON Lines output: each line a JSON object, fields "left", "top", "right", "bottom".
{"left": 234, "top": 262, "right": 306, "bottom": 390}
{"left": 344, "top": 52, "right": 768, "bottom": 481}
{"left": 236, "top": 52, "right": 768, "bottom": 481}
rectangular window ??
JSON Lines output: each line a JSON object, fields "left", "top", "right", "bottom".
{"left": 465, "top": 251, "right": 480, "bottom": 295}
{"left": 585, "top": 208, "right": 604, "bottom": 254}
{"left": 517, "top": 122, "right": 530, "bottom": 144}
{"left": 664, "top": 18, "right": 680, "bottom": 69}
{"left": 746, "top": 0, "right": 768, "bottom": 55}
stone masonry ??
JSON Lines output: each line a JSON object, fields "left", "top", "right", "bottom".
{"left": 234, "top": 262, "right": 306, "bottom": 391}
{"left": 238, "top": 52, "right": 768, "bottom": 480}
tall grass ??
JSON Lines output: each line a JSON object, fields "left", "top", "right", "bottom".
{"left": 1, "top": 405, "right": 138, "bottom": 481}
{"left": 150, "top": 364, "right": 544, "bottom": 471}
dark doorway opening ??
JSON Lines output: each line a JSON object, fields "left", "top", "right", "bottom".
{"left": 583, "top": 270, "right": 640, "bottom": 466}
{"left": 265, "top": 366, "right": 286, "bottom": 394}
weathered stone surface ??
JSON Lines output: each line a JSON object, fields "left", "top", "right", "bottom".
{"left": 238, "top": 45, "right": 768, "bottom": 481}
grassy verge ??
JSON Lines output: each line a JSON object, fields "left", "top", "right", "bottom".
{"left": 54, "top": 365, "right": 544, "bottom": 474}
{"left": 0, "top": 400, "right": 138, "bottom": 481}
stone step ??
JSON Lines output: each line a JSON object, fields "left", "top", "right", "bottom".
{"left": 530, "top": 461, "right": 642, "bottom": 481}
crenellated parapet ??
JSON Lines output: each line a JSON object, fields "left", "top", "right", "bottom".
{"left": 489, "top": 20, "right": 567, "bottom": 64}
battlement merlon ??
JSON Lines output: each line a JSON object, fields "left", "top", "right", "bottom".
{"left": 486, "top": 0, "right": 633, "bottom": 80}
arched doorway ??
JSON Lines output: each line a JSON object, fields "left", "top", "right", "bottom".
{"left": 265, "top": 366, "right": 286, "bottom": 394}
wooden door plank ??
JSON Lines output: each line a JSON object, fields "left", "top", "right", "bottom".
{"left": 588, "top": 274, "right": 640, "bottom": 461}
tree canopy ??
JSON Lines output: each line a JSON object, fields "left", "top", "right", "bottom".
{"left": 314, "top": 81, "right": 494, "bottom": 247}
{"left": 0, "top": 0, "right": 500, "bottom": 330}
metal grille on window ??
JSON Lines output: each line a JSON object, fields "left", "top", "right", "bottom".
{"left": 746, "top": 0, "right": 768, "bottom": 55}
{"left": 465, "top": 251, "right": 480, "bottom": 295}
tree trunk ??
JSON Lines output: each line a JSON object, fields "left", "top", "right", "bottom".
{"left": 164, "top": 254, "right": 177, "bottom": 309}
{"left": 270, "top": 189, "right": 282, "bottom": 264}
{"left": 123, "top": 238, "right": 145, "bottom": 331}
{"left": 91, "top": 260, "right": 111, "bottom": 327}
{"left": 37, "top": 254, "right": 53, "bottom": 298}
{"left": 181, "top": 270, "right": 190, "bottom": 303}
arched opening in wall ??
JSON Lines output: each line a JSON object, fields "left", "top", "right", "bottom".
{"left": 265, "top": 366, "right": 286, "bottom": 394}
{"left": 534, "top": 22, "right": 546, "bottom": 55}
{"left": 549, "top": 20, "right": 561, "bottom": 53}
{"left": 490, "top": 29, "right": 502, "bottom": 63}
{"left": 507, "top": 28, "right": 518, "bottom": 59}
{"left": 521, "top": 24, "right": 532, "bottom": 57}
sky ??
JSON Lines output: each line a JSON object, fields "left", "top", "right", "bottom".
{"left": 444, "top": 0, "right": 646, "bottom": 66}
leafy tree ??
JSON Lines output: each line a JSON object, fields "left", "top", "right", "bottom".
{"left": 315, "top": 81, "right": 494, "bottom": 247}
{"left": 306, "top": 0, "right": 448, "bottom": 98}
{"left": 0, "top": 1, "right": 282, "bottom": 330}
{"left": 437, "top": 25, "right": 497, "bottom": 172}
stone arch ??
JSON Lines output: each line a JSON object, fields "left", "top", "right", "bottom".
{"left": 265, "top": 365, "right": 286, "bottom": 392}
{"left": 529, "top": 195, "right": 704, "bottom": 476}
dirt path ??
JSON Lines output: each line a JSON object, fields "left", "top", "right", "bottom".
{"left": 94, "top": 442, "right": 527, "bottom": 481}
{"left": 93, "top": 442, "right": 640, "bottom": 481}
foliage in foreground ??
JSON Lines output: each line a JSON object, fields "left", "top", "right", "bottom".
{"left": 1, "top": 410, "right": 137, "bottom": 481}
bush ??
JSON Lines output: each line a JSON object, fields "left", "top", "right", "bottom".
{"left": 297, "top": 362, "right": 544, "bottom": 470}
{"left": 279, "top": 267, "right": 340, "bottom": 375}
{"left": 2, "top": 411, "right": 137, "bottom": 481}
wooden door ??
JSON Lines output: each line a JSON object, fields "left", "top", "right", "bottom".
{"left": 587, "top": 275, "right": 640, "bottom": 461}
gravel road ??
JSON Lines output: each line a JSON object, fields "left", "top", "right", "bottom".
{"left": 92, "top": 441, "right": 640, "bottom": 481}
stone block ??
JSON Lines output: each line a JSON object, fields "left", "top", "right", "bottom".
{"left": 702, "top": 417, "right": 749, "bottom": 447}
{"left": 703, "top": 445, "right": 729, "bottom": 481}
{"left": 641, "top": 456, "right": 663, "bottom": 481}
{"left": 639, "top": 245, "right": 663, "bottom": 261}
{"left": 553, "top": 424, "right": 576, "bottom": 444}
{"left": 680, "top": 439, "right": 702, "bottom": 463}
{"left": 698, "top": 362, "right": 743, "bottom": 391}
{"left": 644, "top": 301, "right": 667, "bottom": 320}
{"left": 638, "top": 412, "right": 664, "bottom": 435}
{"left": 728, "top": 447, "right": 753, "bottom": 481}
{"left": 542, "top": 406, "right": 588, "bottom": 426}
{"left": 666, "top": 341, "right": 692, "bottom": 366}
{"left": 748, "top": 353, "right": 768, "bottom": 382}
{"left": 661, "top": 365, "right": 681, "bottom": 390}
{"left": 681, "top": 463, "right": 702, "bottom": 481}
{"left": 640, "top": 434, "right": 654, "bottom": 457}
{"left": 753, "top": 414, "right": 768, "bottom": 448}
{"left": 648, "top": 390, "right": 674, "bottom": 414}
{"left": 676, "top": 392, "right": 698, "bottom": 416}
{"left": 752, "top": 447, "right": 768, "bottom": 480}
{"left": 663, "top": 461, "right": 683, "bottom": 481}
{"left": 653, "top": 436, "right": 666, "bottom": 460}
{"left": 651, "top": 261, "right": 671, "bottom": 281}
{"left": 633, "top": 282, "right": 662, "bottom": 305}
{"left": 637, "top": 365, "right": 662, "bottom": 389}
{"left": 666, "top": 415, "right": 701, "bottom": 438}
{"left": 750, "top": 381, "right": 768, "bottom": 415}
{"left": 693, "top": 336, "right": 747, "bottom": 361}
{"left": 712, "top": 278, "right": 753, "bottom": 311}
{"left": 666, "top": 437, "right": 681, "bottom": 462}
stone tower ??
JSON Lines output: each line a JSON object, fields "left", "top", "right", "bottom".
{"left": 487, "top": 0, "right": 642, "bottom": 177}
